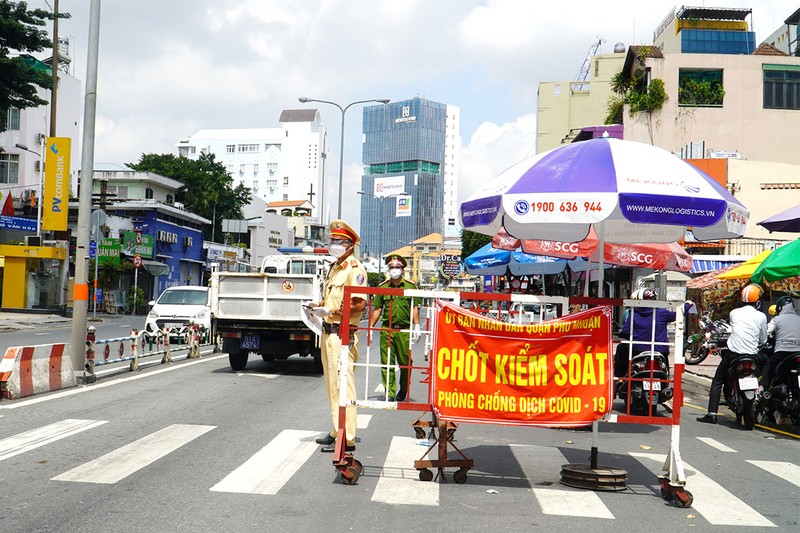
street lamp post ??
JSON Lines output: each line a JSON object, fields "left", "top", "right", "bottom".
{"left": 15, "top": 139, "right": 45, "bottom": 237}
{"left": 298, "top": 97, "right": 390, "bottom": 220}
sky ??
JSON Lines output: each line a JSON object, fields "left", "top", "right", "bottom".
{"left": 27, "top": 0, "right": 792, "bottom": 231}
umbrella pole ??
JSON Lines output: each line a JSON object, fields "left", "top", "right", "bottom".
{"left": 598, "top": 228, "right": 606, "bottom": 298}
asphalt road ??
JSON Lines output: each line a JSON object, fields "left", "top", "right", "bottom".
{"left": 1, "top": 330, "right": 798, "bottom": 532}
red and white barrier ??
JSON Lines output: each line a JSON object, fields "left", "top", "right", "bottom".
{"left": 0, "top": 343, "right": 76, "bottom": 400}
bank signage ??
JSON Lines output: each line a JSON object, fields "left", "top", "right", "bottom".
{"left": 43, "top": 136, "right": 70, "bottom": 231}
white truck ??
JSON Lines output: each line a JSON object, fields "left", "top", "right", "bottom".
{"left": 210, "top": 253, "right": 331, "bottom": 372}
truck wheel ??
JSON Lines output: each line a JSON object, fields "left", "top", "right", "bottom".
{"left": 229, "top": 351, "right": 248, "bottom": 371}
{"left": 312, "top": 348, "right": 323, "bottom": 374}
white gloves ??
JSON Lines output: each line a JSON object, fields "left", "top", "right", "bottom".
{"left": 411, "top": 323, "right": 421, "bottom": 344}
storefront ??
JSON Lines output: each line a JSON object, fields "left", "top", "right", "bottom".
{"left": 0, "top": 244, "right": 67, "bottom": 310}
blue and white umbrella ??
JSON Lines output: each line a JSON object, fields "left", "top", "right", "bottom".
{"left": 464, "top": 243, "right": 570, "bottom": 276}
{"left": 464, "top": 243, "right": 597, "bottom": 276}
{"left": 459, "top": 137, "right": 749, "bottom": 244}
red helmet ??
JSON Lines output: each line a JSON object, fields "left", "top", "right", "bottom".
{"left": 741, "top": 284, "right": 763, "bottom": 303}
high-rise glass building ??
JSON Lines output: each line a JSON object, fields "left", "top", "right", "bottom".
{"left": 359, "top": 97, "right": 459, "bottom": 261}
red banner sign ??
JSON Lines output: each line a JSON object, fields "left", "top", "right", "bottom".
{"left": 432, "top": 302, "right": 613, "bottom": 427}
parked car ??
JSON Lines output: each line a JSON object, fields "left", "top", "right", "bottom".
{"left": 145, "top": 286, "right": 211, "bottom": 336}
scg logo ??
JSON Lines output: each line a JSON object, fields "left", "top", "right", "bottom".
{"left": 630, "top": 252, "right": 654, "bottom": 264}
{"left": 554, "top": 242, "right": 580, "bottom": 253}
{"left": 514, "top": 200, "right": 529, "bottom": 215}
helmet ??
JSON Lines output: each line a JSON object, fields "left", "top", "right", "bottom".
{"left": 630, "top": 289, "right": 643, "bottom": 300}
{"left": 776, "top": 296, "right": 794, "bottom": 313}
{"left": 741, "top": 284, "right": 763, "bottom": 303}
{"left": 641, "top": 289, "right": 657, "bottom": 300}
{"left": 768, "top": 304, "right": 777, "bottom": 316}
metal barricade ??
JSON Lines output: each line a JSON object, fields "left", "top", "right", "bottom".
{"left": 86, "top": 325, "right": 214, "bottom": 373}
{"left": 327, "top": 287, "right": 691, "bottom": 507}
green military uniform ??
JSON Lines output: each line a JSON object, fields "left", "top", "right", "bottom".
{"left": 372, "top": 255, "right": 417, "bottom": 401}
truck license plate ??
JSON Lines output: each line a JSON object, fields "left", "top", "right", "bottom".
{"left": 241, "top": 335, "right": 260, "bottom": 349}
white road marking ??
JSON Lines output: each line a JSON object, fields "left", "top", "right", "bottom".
{"left": 512, "top": 444, "right": 614, "bottom": 519}
{"left": 235, "top": 371, "right": 279, "bottom": 379}
{"left": 210, "top": 430, "right": 318, "bottom": 495}
{"left": 357, "top": 414, "right": 372, "bottom": 428}
{"left": 52, "top": 424, "right": 215, "bottom": 484}
{"left": 696, "top": 436, "right": 736, "bottom": 452}
{"left": 0, "top": 353, "right": 226, "bottom": 410}
{"left": 747, "top": 460, "right": 800, "bottom": 488}
{"left": 0, "top": 419, "right": 108, "bottom": 462}
{"left": 33, "top": 332, "right": 51, "bottom": 336}
{"left": 631, "top": 453, "right": 776, "bottom": 527}
{"left": 372, "top": 436, "right": 439, "bottom": 506}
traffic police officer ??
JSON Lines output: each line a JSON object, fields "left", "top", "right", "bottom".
{"left": 369, "top": 254, "right": 420, "bottom": 402}
{"left": 310, "top": 219, "right": 368, "bottom": 452}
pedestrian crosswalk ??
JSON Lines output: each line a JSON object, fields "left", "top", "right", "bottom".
{"left": 1, "top": 417, "right": 795, "bottom": 527}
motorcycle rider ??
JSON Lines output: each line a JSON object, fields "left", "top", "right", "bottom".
{"left": 697, "top": 284, "right": 768, "bottom": 424}
{"left": 613, "top": 288, "right": 693, "bottom": 379}
{"left": 761, "top": 296, "right": 800, "bottom": 386}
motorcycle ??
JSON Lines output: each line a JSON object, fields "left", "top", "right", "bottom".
{"left": 616, "top": 350, "right": 673, "bottom": 416}
{"left": 684, "top": 312, "right": 731, "bottom": 365}
{"left": 722, "top": 353, "right": 762, "bottom": 430}
{"left": 756, "top": 351, "right": 800, "bottom": 427}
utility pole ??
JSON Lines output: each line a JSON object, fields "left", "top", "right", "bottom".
{"left": 70, "top": 0, "right": 101, "bottom": 380}
{"left": 49, "top": 0, "right": 59, "bottom": 137}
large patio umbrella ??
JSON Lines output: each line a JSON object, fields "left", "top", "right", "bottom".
{"left": 715, "top": 249, "right": 772, "bottom": 280}
{"left": 752, "top": 239, "right": 800, "bottom": 284}
{"left": 461, "top": 137, "right": 745, "bottom": 294}
{"left": 757, "top": 204, "right": 800, "bottom": 234}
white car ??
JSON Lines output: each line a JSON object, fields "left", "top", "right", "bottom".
{"left": 145, "top": 286, "right": 211, "bottom": 336}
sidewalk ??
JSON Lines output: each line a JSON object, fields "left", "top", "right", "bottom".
{"left": 0, "top": 311, "right": 110, "bottom": 332}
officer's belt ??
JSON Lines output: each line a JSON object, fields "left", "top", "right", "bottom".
{"left": 383, "top": 323, "right": 410, "bottom": 330}
{"left": 322, "top": 322, "right": 356, "bottom": 342}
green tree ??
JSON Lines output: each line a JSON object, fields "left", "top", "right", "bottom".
{"left": 129, "top": 153, "right": 252, "bottom": 242}
{"left": 0, "top": 1, "right": 69, "bottom": 132}
{"left": 460, "top": 229, "right": 491, "bottom": 259}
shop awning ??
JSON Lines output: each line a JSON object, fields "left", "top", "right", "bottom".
{"left": 179, "top": 258, "right": 206, "bottom": 265}
{"left": 691, "top": 255, "right": 745, "bottom": 274}
{"left": 142, "top": 259, "right": 170, "bottom": 276}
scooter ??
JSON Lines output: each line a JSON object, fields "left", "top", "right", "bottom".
{"left": 616, "top": 350, "right": 673, "bottom": 416}
{"left": 684, "top": 312, "right": 731, "bottom": 365}
{"left": 756, "top": 351, "right": 800, "bottom": 427}
{"left": 723, "top": 353, "right": 762, "bottom": 430}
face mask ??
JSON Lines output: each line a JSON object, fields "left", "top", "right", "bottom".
{"left": 389, "top": 268, "right": 403, "bottom": 280}
{"left": 328, "top": 244, "right": 347, "bottom": 258}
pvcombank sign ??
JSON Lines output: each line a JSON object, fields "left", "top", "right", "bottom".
{"left": 43, "top": 137, "right": 70, "bottom": 231}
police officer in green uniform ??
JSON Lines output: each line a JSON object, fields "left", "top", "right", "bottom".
{"left": 369, "top": 254, "right": 420, "bottom": 401}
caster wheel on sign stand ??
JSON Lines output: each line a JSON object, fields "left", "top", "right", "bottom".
{"left": 414, "top": 427, "right": 426, "bottom": 439}
{"left": 341, "top": 466, "right": 359, "bottom": 485}
{"left": 351, "top": 459, "right": 363, "bottom": 475}
{"left": 673, "top": 489, "right": 693, "bottom": 508}
{"left": 418, "top": 468, "right": 434, "bottom": 482}
{"left": 453, "top": 468, "right": 468, "bottom": 484}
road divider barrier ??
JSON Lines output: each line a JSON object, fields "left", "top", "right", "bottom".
{"left": 86, "top": 325, "right": 213, "bottom": 374}
{"left": 0, "top": 343, "right": 76, "bottom": 400}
